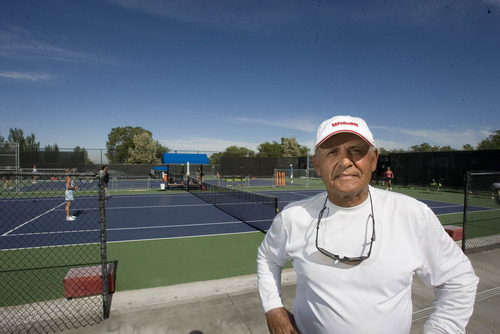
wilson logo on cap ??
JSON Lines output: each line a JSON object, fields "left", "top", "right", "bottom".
{"left": 332, "top": 121, "right": 359, "bottom": 128}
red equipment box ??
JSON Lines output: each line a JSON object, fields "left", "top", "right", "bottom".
{"left": 64, "top": 264, "right": 115, "bottom": 299}
{"left": 443, "top": 225, "right": 463, "bottom": 241}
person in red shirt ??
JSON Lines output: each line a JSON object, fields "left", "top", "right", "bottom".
{"left": 385, "top": 167, "right": 394, "bottom": 190}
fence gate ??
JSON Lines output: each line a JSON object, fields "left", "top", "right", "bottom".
{"left": 0, "top": 171, "right": 110, "bottom": 333}
{"left": 463, "top": 171, "right": 500, "bottom": 253}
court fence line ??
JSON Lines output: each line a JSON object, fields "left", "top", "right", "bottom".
{"left": 0, "top": 171, "right": 111, "bottom": 333}
{"left": 463, "top": 171, "right": 500, "bottom": 254}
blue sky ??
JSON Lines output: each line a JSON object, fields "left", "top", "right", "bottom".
{"left": 1, "top": 0, "right": 499, "bottom": 159}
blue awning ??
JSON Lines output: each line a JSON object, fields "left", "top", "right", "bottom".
{"left": 161, "top": 153, "right": 209, "bottom": 164}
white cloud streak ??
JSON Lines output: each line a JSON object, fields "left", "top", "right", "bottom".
{"left": 0, "top": 26, "right": 113, "bottom": 65}
{"left": 160, "top": 136, "right": 259, "bottom": 153}
{"left": 0, "top": 71, "right": 54, "bottom": 82}
{"left": 231, "top": 117, "right": 317, "bottom": 133}
{"left": 105, "top": 0, "right": 298, "bottom": 32}
{"left": 371, "top": 125, "right": 492, "bottom": 150}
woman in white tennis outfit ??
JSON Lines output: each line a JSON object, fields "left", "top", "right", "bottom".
{"left": 65, "top": 169, "right": 79, "bottom": 221}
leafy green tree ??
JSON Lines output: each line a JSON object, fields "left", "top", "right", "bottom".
{"left": 74, "top": 146, "right": 93, "bottom": 164}
{"left": 299, "top": 144, "right": 310, "bottom": 156}
{"left": 106, "top": 126, "right": 168, "bottom": 163}
{"left": 462, "top": 144, "right": 474, "bottom": 151}
{"left": 126, "top": 132, "right": 162, "bottom": 164}
{"left": 438, "top": 146, "right": 455, "bottom": 152}
{"left": 281, "top": 137, "right": 301, "bottom": 157}
{"left": 410, "top": 142, "right": 440, "bottom": 152}
{"left": 209, "top": 152, "right": 223, "bottom": 165}
{"left": 257, "top": 141, "right": 282, "bottom": 157}
{"left": 221, "top": 145, "right": 255, "bottom": 157}
{"left": 477, "top": 130, "right": 500, "bottom": 150}
{"left": 8, "top": 128, "right": 40, "bottom": 152}
{"left": 8, "top": 128, "right": 25, "bottom": 148}
{"left": 24, "top": 134, "right": 40, "bottom": 152}
{"left": 156, "top": 141, "right": 169, "bottom": 161}
{"left": 378, "top": 147, "right": 389, "bottom": 155}
{"left": 44, "top": 144, "right": 59, "bottom": 152}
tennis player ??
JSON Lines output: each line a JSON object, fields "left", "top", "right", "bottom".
{"left": 385, "top": 166, "right": 394, "bottom": 190}
{"left": 65, "top": 169, "right": 79, "bottom": 221}
{"left": 257, "top": 115, "right": 478, "bottom": 333}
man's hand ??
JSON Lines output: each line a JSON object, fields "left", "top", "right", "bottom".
{"left": 265, "top": 307, "right": 301, "bottom": 334}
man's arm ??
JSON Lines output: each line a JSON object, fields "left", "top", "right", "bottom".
{"left": 417, "top": 209, "right": 479, "bottom": 333}
{"left": 265, "top": 307, "right": 300, "bottom": 334}
{"left": 257, "top": 212, "right": 296, "bottom": 333}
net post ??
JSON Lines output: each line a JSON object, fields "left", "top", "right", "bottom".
{"left": 98, "top": 170, "right": 110, "bottom": 319}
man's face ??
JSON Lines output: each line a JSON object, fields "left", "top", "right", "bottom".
{"left": 313, "top": 133, "right": 378, "bottom": 207}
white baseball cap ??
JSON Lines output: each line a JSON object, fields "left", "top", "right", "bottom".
{"left": 314, "top": 115, "right": 376, "bottom": 148}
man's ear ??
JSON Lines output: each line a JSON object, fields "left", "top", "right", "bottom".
{"left": 313, "top": 153, "right": 322, "bottom": 176}
{"left": 371, "top": 148, "right": 379, "bottom": 172}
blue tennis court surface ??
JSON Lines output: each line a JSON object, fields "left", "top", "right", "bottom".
{"left": 0, "top": 190, "right": 491, "bottom": 250}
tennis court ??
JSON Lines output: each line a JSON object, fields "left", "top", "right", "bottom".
{"left": 2, "top": 178, "right": 499, "bottom": 333}
{"left": 1, "top": 187, "right": 489, "bottom": 250}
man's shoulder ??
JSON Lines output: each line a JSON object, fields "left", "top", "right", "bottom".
{"left": 370, "top": 186, "right": 429, "bottom": 210}
{"left": 282, "top": 192, "right": 325, "bottom": 212}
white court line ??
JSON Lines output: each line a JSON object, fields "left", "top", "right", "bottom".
{"left": 4, "top": 221, "right": 244, "bottom": 237}
{"left": 2, "top": 202, "right": 66, "bottom": 236}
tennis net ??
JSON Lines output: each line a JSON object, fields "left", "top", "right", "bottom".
{"left": 187, "top": 177, "right": 279, "bottom": 233}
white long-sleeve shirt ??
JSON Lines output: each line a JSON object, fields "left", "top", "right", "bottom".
{"left": 257, "top": 186, "right": 478, "bottom": 334}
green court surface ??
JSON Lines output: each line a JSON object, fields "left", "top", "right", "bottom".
{"left": 107, "top": 184, "right": 470, "bottom": 292}
{"left": 108, "top": 232, "right": 268, "bottom": 291}
{"left": 2, "top": 183, "right": 498, "bottom": 306}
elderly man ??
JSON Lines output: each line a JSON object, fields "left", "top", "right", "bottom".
{"left": 257, "top": 116, "right": 478, "bottom": 333}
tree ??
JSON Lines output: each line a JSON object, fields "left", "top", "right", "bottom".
{"left": 45, "top": 144, "right": 59, "bottom": 152}
{"left": 209, "top": 152, "right": 223, "bottom": 165}
{"left": 126, "top": 132, "right": 162, "bottom": 164}
{"left": 106, "top": 126, "right": 168, "bottom": 163}
{"left": 256, "top": 137, "right": 310, "bottom": 158}
{"left": 8, "top": 128, "right": 40, "bottom": 152}
{"left": 378, "top": 147, "right": 389, "bottom": 155}
{"left": 299, "top": 144, "right": 310, "bottom": 156}
{"left": 477, "top": 130, "right": 500, "bottom": 150}
{"left": 155, "top": 141, "right": 169, "bottom": 161}
{"left": 24, "top": 133, "right": 40, "bottom": 152}
{"left": 221, "top": 146, "right": 255, "bottom": 157}
{"left": 462, "top": 144, "right": 474, "bottom": 151}
{"left": 257, "top": 141, "right": 282, "bottom": 157}
{"left": 410, "top": 143, "right": 440, "bottom": 152}
{"left": 281, "top": 137, "right": 301, "bottom": 157}
{"left": 438, "top": 146, "right": 455, "bottom": 152}
{"left": 74, "top": 146, "right": 92, "bottom": 164}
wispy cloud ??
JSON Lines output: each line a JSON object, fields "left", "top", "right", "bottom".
{"left": 160, "top": 136, "right": 258, "bottom": 153}
{"left": 105, "top": 0, "right": 495, "bottom": 33}
{"left": 0, "top": 26, "right": 113, "bottom": 64}
{"left": 0, "top": 71, "right": 54, "bottom": 82}
{"left": 231, "top": 117, "right": 317, "bottom": 133}
{"left": 371, "top": 125, "right": 492, "bottom": 150}
{"left": 105, "top": 0, "right": 299, "bottom": 32}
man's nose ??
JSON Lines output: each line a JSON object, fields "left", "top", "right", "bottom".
{"left": 338, "top": 148, "right": 354, "bottom": 165}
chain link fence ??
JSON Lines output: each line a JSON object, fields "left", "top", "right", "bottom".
{"left": 0, "top": 171, "right": 110, "bottom": 333}
{"left": 463, "top": 171, "right": 500, "bottom": 253}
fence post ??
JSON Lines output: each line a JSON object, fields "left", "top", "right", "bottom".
{"left": 98, "top": 170, "right": 110, "bottom": 319}
{"left": 462, "top": 172, "right": 469, "bottom": 252}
